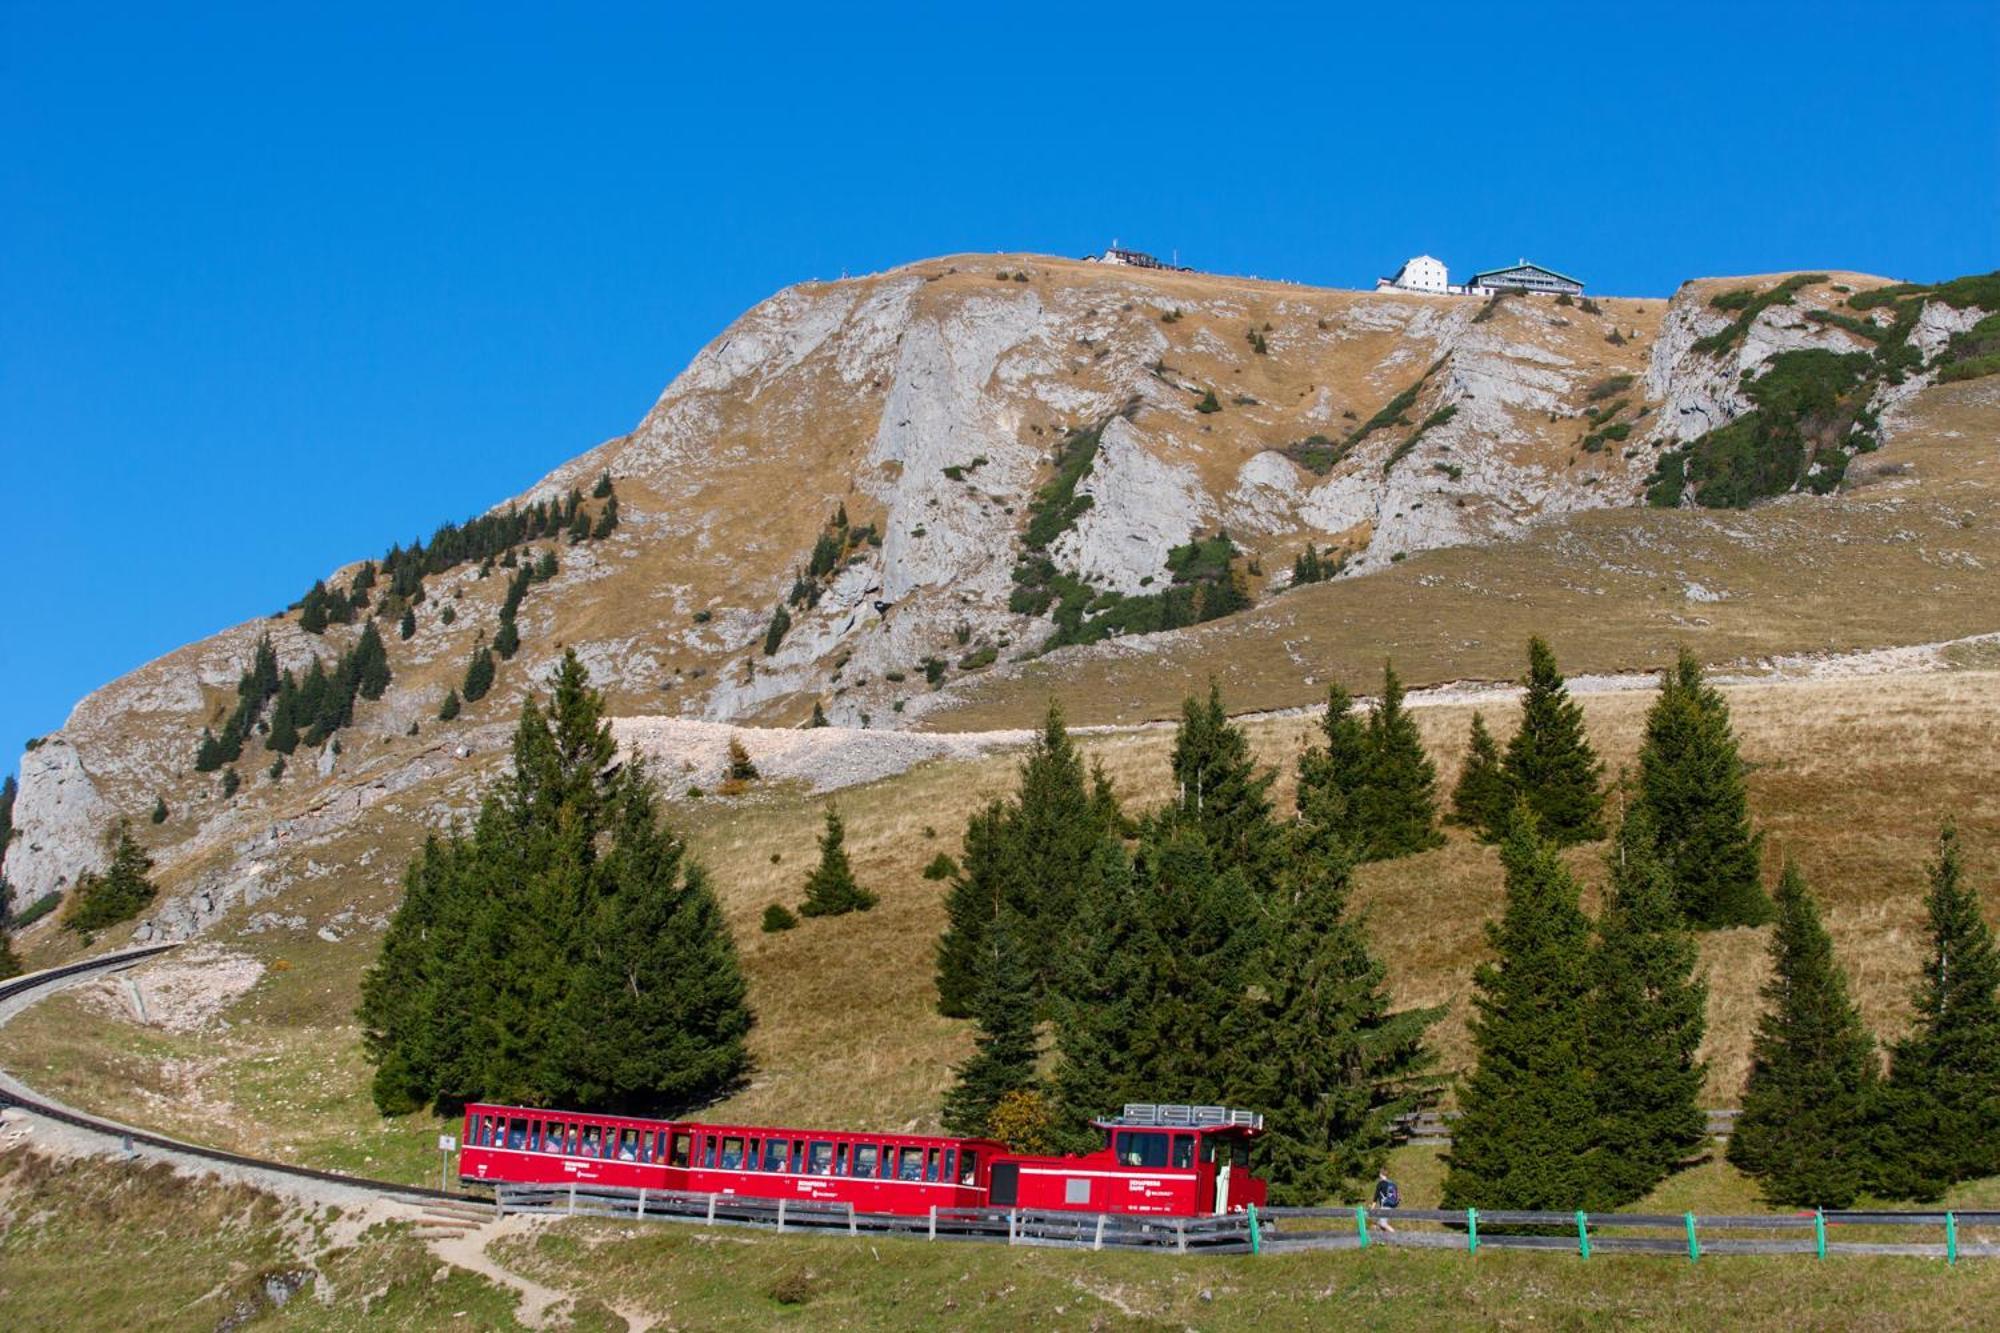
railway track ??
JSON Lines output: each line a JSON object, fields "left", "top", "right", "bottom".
{"left": 0, "top": 944, "right": 466, "bottom": 1206}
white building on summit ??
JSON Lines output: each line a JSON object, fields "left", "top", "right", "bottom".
{"left": 1376, "top": 254, "right": 1451, "bottom": 294}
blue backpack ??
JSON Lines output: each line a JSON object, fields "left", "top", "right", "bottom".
{"left": 1379, "top": 1179, "right": 1400, "bottom": 1208}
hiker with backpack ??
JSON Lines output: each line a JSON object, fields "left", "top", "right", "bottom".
{"left": 1373, "top": 1168, "right": 1400, "bottom": 1233}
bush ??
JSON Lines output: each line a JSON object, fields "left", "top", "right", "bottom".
{"left": 1195, "top": 389, "right": 1221, "bottom": 413}
{"left": 1587, "top": 373, "right": 1635, "bottom": 402}
{"left": 64, "top": 822, "right": 156, "bottom": 934}
{"left": 958, "top": 645, "right": 998, "bottom": 671}
{"left": 922, "top": 853, "right": 959, "bottom": 881}
{"left": 760, "top": 903, "right": 799, "bottom": 933}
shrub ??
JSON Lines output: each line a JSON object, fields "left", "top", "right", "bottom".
{"left": 958, "top": 645, "right": 998, "bottom": 671}
{"left": 922, "top": 852, "right": 959, "bottom": 881}
{"left": 1587, "top": 373, "right": 1635, "bottom": 402}
{"left": 1195, "top": 389, "right": 1221, "bottom": 413}
{"left": 761, "top": 903, "right": 798, "bottom": 933}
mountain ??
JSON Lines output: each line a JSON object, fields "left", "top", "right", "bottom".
{"left": 4, "top": 254, "right": 1996, "bottom": 926}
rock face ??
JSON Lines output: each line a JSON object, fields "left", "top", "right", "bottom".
{"left": 5, "top": 255, "right": 1968, "bottom": 920}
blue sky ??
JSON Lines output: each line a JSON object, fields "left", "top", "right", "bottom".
{"left": 3, "top": 1, "right": 1996, "bottom": 775}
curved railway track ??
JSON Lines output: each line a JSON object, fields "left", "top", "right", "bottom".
{"left": 0, "top": 944, "right": 462, "bottom": 1205}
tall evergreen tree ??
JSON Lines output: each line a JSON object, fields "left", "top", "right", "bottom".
{"left": 1046, "top": 839, "right": 1151, "bottom": 1149}
{"left": 1584, "top": 805, "right": 1708, "bottom": 1207}
{"left": 358, "top": 650, "right": 752, "bottom": 1115}
{"left": 763, "top": 605, "right": 791, "bottom": 656}
{"left": 398, "top": 606, "right": 417, "bottom": 640}
{"left": 1001, "top": 702, "right": 1117, "bottom": 983}
{"left": 1637, "top": 649, "right": 1769, "bottom": 927}
{"left": 1501, "top": 637, "right": 1605, "bottom": 845}
{"left": 1448, "top": 712, "right": 1510, "bottom": 839}
{"left": 1873, "top": 822, "right": 2000, "bottom": 1198}
{"left": 798, "top": 805, "right": 876, "bottom": 917}
{"left": 935, "top": 801, "right": 1008, "bottom": 1018}
{"left": 194, "top": 727, "right": 225, "bottom": 772}
{"left": 438, "top": 688, "right": 461, "bottom": 721}
{"left": 1251, "top": 830, "right": 1441, "bottom": 1203}
{"left": 1441, "top": 807, "right": 1598, "bottom": 1210}
{"left": 1165, "top": 682, "right": 1277, "bottom": 880}
{"left": 1355, "top": 662, "right": 1444, "bottom": 861}
{"left": 300, "top": 580, "right": 332, "bottom": 634}
{"left": 355, "top": 621, "right": 393, "bottom": 701}
{"left": 0, "top": 774, "right": 15, "bottom": 851}
{"left": 1295, "top": 683, "right": 1368, "bottom": 852}
{"left": 64, "top": 820, "right": 159, "bottom": 933}
{"left": 461, "top": 637, "right": 497, "bottom": 703}
{"left": 940, "top": 922, "right": 1041, "bottom": 1137}
{"left": 1728, "top": 863, "right": 1878, "bottom": 1207}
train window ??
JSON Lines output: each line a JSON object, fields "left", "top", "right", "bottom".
{"left": 719, "top": 1136, "right": 746, "bottom": 1169}
{"left": 835, "top": 1144, "right": 849, "bottom": 1175}
{"left": 1230, "top": 1141, "right": 1249, "bottom": 1169}
{"left": 943, "top": 1149, "right": 956, "bottom": 1182}
{"left": 960, "top": 1150, "right": 978, "bottom": 1185}
{"left": 790, "top": 1142, "right": 806, "bottom": 1173}
{"left": 580, "top": 1127, "right": 603, "bottom": 1157}
{"left": 897, "top": 1147, "right": 925, "bottom": 1181}
{"left": 745, "top": 1138, "right": 763, "bottom": 1170}
{"left": 925, "top": 1148, "right": 941, "bottom": 1182}
{"left": 671, "top": 1134, "right": 692, "bottom": 1168}
{"left": 619, "top": 1130, "right": 641, "bottom": 1161}
{"left": 852, "top": 1144, "right": 878, "bottom": 1177}
{"left": 1173, "top": 1135, "right": 1195, "bottom": 1169}
{"left": 507, "top": 1121, "right": 527, "bottom": 1150}
{"left": 808, "top": 1142, "right": 834, "bottom": 1175}
{"left": 762, "top": 1139, "right": 790, "bottom": 1172}
{"left": 702, "top": 1135, "right": 717, "bottom": 1168}
{"left": 1115, "top": 1131, "right": 1171, "bottom": 1168}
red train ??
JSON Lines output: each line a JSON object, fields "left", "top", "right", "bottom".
{"left": 458, "top": 1101, "right": 1267, "bottom": 1218}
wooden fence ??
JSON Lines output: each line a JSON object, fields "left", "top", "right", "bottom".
{"left": 1394, "top": 1108, "right": 1739, "bottom": 1146}
{"left": 494, "top": 1183, "right": 2000, "bottom": 1262}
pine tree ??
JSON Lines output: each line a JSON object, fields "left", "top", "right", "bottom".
{"left": 534, "top": 549, "right": 558, "bottom": 581}
{"left": 150, "top": 795, "right": 168, "bottom": 825}
{"left": 935, "top": 801, "right": 1007, "bottom": 1018}
{"left": 1355, "top": 662, "right": 1444, "bottom": 860}
{"left": 591, "top": 494, "right": 619, "bottom": 539}
{"left": 194, "top": 727, "right": 225, "bottom": 772}
{"left": 1295, "top": 683, "right": 1369, "bottom": 853}
{"left": 0, "top": 774, "right": 14, "bottom": 849}
{"left": 355, "top": 621, "right": 392, "bottom": 701}
{"left": 221, "top": 767, "right": 241, "bottom": 797}
{"left": 438, "top": 688, "right": 461, "bottom": 721}
{"left": 266, "top": 697, "right": 299, "bottom": 755}
{"left": 1637, "top": 649, "right": 1769, "bottom": 927}
{"left": 359, "top": 651, "right": 752, "bottom": 1115}
{"left": 1046, "top": 839, "right": 1151, "bottom": 1149}
{"left": 494, "top": 617, "right": 521, "bottom": 661}
{"left": 1165, "top": 682, "right": 1277, "bottom": 880}
{"left": 593, "top": 470, "right": 614, "bottom": 499}
{"left": 1448, "top": 712, "right": 1510, "bottom": 839}
{"left": 763, "top": 605, "right": 791, "bottom": 656}
{"left": 64, "top": 820, "right": 158, "bottom": 933}
{"left": 1251, "top": 830, "right": 1441, "bottom": 1203}
{"left": 761, "top": 903, "right": 798, "bottom": 933}
{"left": 1002, "top": 702, "right": 1119, "bottom": 982}
{"left": 398, "top": 607, "right": 417, "bottom": 640}
{"left": 1441, "top": 807, "right": 1598, "bottom": 1210}
{"left": 1501, "top": 637, "right": 1605, "bottom": 845}
{"left": 300, "top": 580, "right": 332, "bottom": 634}
{"left": 798, "top": 805, "right": 876, "bottom": 917}
{"left": 1292, "top": 543, "right": 1325, "bottom": 586}
{"left": 1728, "top": 863, "right": 1878, "bottom": 1207}
{"left": 1584, "top": 805, "right": 1708, "bottom": 1207}
{"left": 940, "top": 922, "right": 1041, "bottom": 1137}
{"left": 808, "top": 701, "right": 829, "bottom": 728}
{"left": 1873, "top": 822, "right": 2000, "bottom": 1198}
{"left": 461, "top": 638, "right": 497, "bottom": 703}
{"left": 725, "top": 737, "right": 758, "bottom": 782}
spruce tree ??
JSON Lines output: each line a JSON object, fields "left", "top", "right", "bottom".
{"left": 355, "top": 621, "right": 392, "bottom": 701}
{"left": 461, "top": 638, "right": 496, "bottom": 703}
{"left": 1046, "top": 839, "right": 1151, "bottom": 1149}
{"left": 194, "top": 727, "right": 225, "bottom": 772}
{"left": 64, "top": 820, "right": 158, "bottom": 933}
{"left": 1441, "top": 806, "right": 1598, "bottom": 1210}
{"left": 1165, "top": 682, "right": 1277, "bottom": 880}
{"left": 1873, "top": 822, "right": 2000, "bottom": 1198}
{"left": 1002, "top": 701, "right": 1118, "bottom": 981}
{"left": 1584, "top": 805, "right": 1708, "bottom": 1207}
{"left": 1448, "top": 712, "right": 1510, "bottom": 839}
{"left": 940, "top": 922, "right": 1041, "bottom": 1137}
{"left": 438, "top": 688, "right": 461, "bottom": 721}
{"left": 935, "top": 801, "right": 1006, "bottom": 1018}
{"left": 593, "top": 469, "right": 614, "bottom": 499}
{"left": 150, "top": 795, "right": 168, "bottom": 825}
{"left": 399, "top": 607, "right": 417, "bottom": 640}
{"left": 494, "top": 618, "right": 521, "bottom": 661}
{"left": 0, "top": 774, "right": 14, "bottom": 848}
{"left": 1295, "top": 683, "right": 1368, "bottom": 852}
{"left": 591, "top": 494, "right": 619, "bottom": 539}
{"left": 300, "top": 580, "right": 332, "bottom": 635}
{"left": 1355, "top": 662, "right": 1444, "bottom": 861}
{"left": 725, "top": 737, "right": 758, "bottom": 782}
{"left": 1501, "top": 637, "right": 1605, "bottom": 845}
{"left": 798, "top": 805, "right": 876, "bottom": 917}
{"left": 1728, "top": 863, "right": 1878, "bottom": 1207}
{"left": 1252, "top": 830, "right": 1441, "bottom": 1203}
{"left": 1637, "top": 649, "right": 1768, "bottom": 927}
{"left": 763, "top": 605, "right": 791, "bottom": 656}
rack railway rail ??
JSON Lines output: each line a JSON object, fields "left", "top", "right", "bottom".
{"left": 4, "top": 945, "right": 1998, "bottom": 1261}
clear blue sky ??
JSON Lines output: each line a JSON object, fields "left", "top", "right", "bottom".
{"left": 3, "top": 1, "right": 1996, "bottom": 773}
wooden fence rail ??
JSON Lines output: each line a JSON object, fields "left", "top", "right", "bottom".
{"left": 493, "top": 1184, "right": 2000, "bottom": 1262}
{"left": 1394, "top": 1108, "right": 1739, "bottom": 1146}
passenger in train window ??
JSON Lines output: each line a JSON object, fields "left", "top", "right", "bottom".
{"left": 898, "top": 1147, "right": 924, "bottom": 1181}
{"left": 834, "top": 1143, "right": 850, "bottom": 1175}
{"left": 619, "top": 1130, "right": 639, "bottom": 1161}
{"left": 720, "top": 1137, "right": 745, "bottom": 1169}
{"left": 703, "top": 1136, "right": 718, "bottom": 1168}
{"left": 852, "top": 1144, "right": 878, "bottom": 1177}
{"left": 925, "top": 1147, "right": 941, "bottom": 1181}
{"left": 762, "top": 1139, "right": 789, "bottom": 1172}
{"left": 582, "top": 1128, "right": 602, "bottom": 1157}
{"left": 809, "top": 1142, "right": 834, "bottom": 1175}
{"left": 943, "top": 1149, "right": 957, "bottom": 1183}
{"left": 960, "top": 1150, "right": 978, "bottom": 1185}
{"left": 507, "top": 1122, "right": 527, "bottom": 1150}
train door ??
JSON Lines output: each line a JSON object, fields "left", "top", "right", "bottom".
{"left": 989, "top": 1161, "right": 1020, "bottom": 1206}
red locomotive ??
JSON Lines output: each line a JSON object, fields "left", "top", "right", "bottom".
{"left": 458, "top": 1101, "right": 1266, "bottom": 1218}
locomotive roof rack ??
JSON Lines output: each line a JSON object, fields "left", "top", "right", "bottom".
{"left": 1107, "top": 1103, "right": 1264, "bottom": 1131}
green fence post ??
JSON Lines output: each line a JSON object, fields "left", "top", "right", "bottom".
{"left": 1355, "top": 1205, "right": 1370, "bottom": 1249}
{"left": 1467, "top": 1207, "right": 1479, "bottom": 1255}
{"left": 1248, "top": 1204, "right": 1261, "bottom": 1256}
{"left": 1684, "top": 1211, "right": 1700, "bottom": 1263}
{"left": 1814, "top": 1208, "right": 1826, "bottom": 1260}
{"left": 1576, "top": 1210, "right": 1591, "bottom": 1259}
{"left": 1946, "top": 1212, "right": 1957, "bottom": 1266}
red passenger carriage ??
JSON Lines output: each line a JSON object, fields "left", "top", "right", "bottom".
{"left": 458, "top": 1101, "right": 1267, "bottom": 1219}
